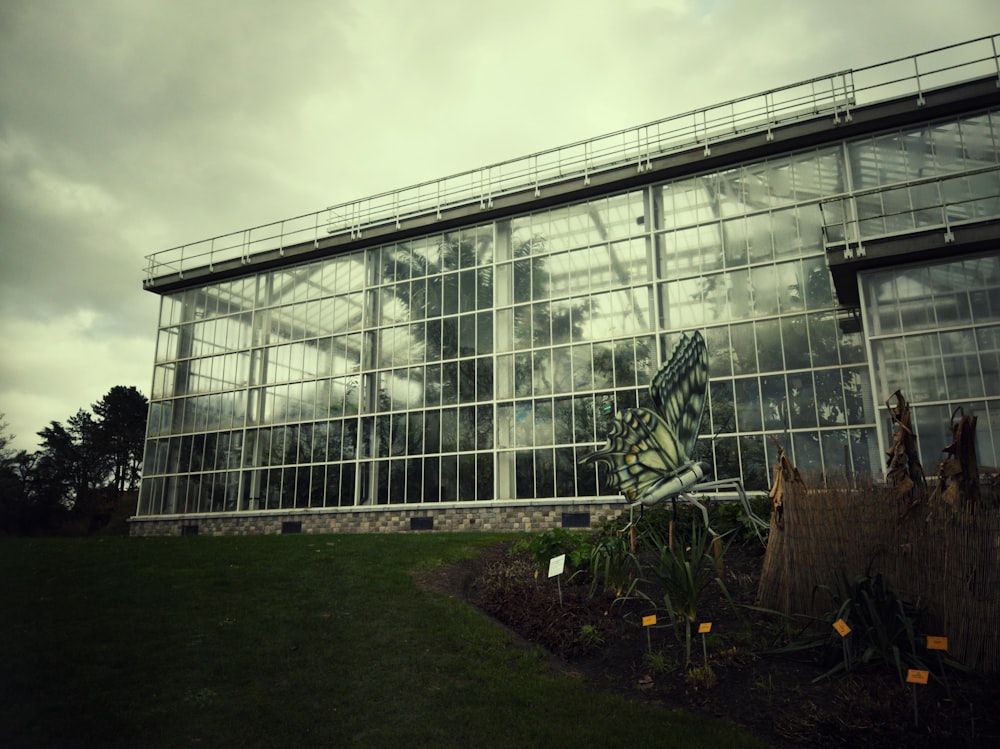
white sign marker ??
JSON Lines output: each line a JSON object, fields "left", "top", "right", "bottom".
{"left": 548, "top": 554, "right": 566, "bottom": 578}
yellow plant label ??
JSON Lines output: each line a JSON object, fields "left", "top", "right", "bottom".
{"left": 642, "top": 614, "right": 657, "bottom": 627}
{"left": 906, "top": 669, "right": 929, "bottom": 685}
{"left": 698, "top": 622, "right": 712, "bottom": 634}
{"left": 833, "top": 619, "right": 851, "bottom": 637}
{"left": 926, "top": 636, "right": 949, "bottom": 651}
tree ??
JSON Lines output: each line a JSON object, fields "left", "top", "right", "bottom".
{"left": 92, "top": 385, "right": 148, "bottom": 493}
{"left": 0, "top": 390, "right": 148, "bottom": 535}
{"left": 0, "top": 414, "right": 12, "bottom": 462}
{"left": 35, "top": 410, "right": 109, "bottom": 509}
{"left": 0, "top": 414, "right": 71, "bottom": 534}
{"left": 0, "top": 415, "right": 28, "bottom": 533}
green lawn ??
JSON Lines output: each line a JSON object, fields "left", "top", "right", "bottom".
{"left": 0, "top": 534, "right": 769, "bottom": 748}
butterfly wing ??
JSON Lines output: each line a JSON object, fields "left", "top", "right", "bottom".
{"left": 579, "top": 407, "right": 686, "bottom": 502}
{"left": 650, "top": 331, "right": 708, "bottom": 461}
{"left": 580, "top": 330, "right": 710, "bottom": 504}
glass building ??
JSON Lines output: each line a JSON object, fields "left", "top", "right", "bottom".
{"left": 133, "top": 38, "right": 1000, "bottom": 534}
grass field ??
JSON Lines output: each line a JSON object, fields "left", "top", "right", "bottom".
{"left": 0, "top": 534, "right": 769, "bottom": 748}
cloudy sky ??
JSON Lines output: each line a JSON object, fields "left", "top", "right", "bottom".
{"left": 1, "top": 0, "right": 998, "bottom": 452}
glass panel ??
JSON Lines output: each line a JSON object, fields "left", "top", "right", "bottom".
{"left": 554, "top": 447, "right": 576, "bottom": 497}
{"left": 575, "top": 446, "right": 598, "bottom": 496}
{"left": 786, "top": 372, "right": 818, "bottom": 428}
{"left": 531, "top": 350, "right": 551, "bottom": 397}
{"left": 553, "top": 398, "right": 574, "bottom": 445}
{"left": 476, "top": 357, "right": 493, "bottom": 402}
{"left": 713, "top": 436, "right": 739, "bottom": 481}
{"left": 514, "top": 353, "right": 532, "bottom": 397}
{"left": 573, "top": 395, "right": 595, "bottom": 443}
{"left": 754, "top": 319, "right": 783, "bottom": 373}
{"left": 722, "top": 218, "right": 748, "bottom": 267}
{"left": 459, "top": 406, "right": 477, "bottom": 452}
{"left": 442, "top": 273, "right": 459, "bottom": 315}
{"left": 727, "top": 269, "right": 753, "bottom": 320}
{"left": 775, "top": 261, "right": 805, "bottom": 314}
{"left": 730, "top": 321, "right": 757, "bottom": 375}
{"left": 613, "top": 340, "right": 637, "bottom": 388}
{"left": 459, "top": 453, "right": 476, "bottom": 501}
{"left": 815, "top": 369, "right": 847, "bottom": 426}
{"left": 520, "top": 402, "right": 546, "bottom": 452}
{"left": 821, "top": 430, "right": 851, "bottom": 481}
{"left": 905, "top": 333, "right": 945, "bottom": 401}
{"left": 476, "top": 312, "right": 493, "bottom": 353}
{"left": 791, "top": 430, "right": 821, "bottom": 473}
{"left": 808, "top": 313, "right": 840, "bottom": 367}
{"left": 476, "top": 453, "right": 493, "bottom": 500}
{"left": 534, "top": 449, "right": 554, "bottom": 498}
{"left": 401, "top": 458, "right": 419, "bottom": 503}
{"left": 803, "top": 257, "right": 834, "bottom": 310}
{"left": 423, "top": 457, "right": 439, "bottom": 502}
{"left": 635, "top": 336, "right": 659, "bottom": 386}
{"left": 978, "top": 327, "right": 1000, "bottom": 395}
{"left": 212, "top": 471, "right": 235, "bottom": 512}
{"left": 912, "top": 403, "right": 957, "bottom": 464}
{"left": 440, "top": 408, "right": 457, "bottom": 452}
{"left": 781, "top": 315, "right": 810, "bottom": 370}
{"left": 515, "top": 451, "right": 534, "bottom": 499}
{"left": 850, "top": 427, "right": 877, "bottom": 479}
{"left": 476, "top": 405, "right": 493, "bottom": 450}
{"left": 534, "top": 400, "right": 554, "bottom": 446}
{"left": 703, "top": 326, "right": 731, "bottom": 378}
{"left": 734, "top": 378, "right": 762, "bottom": 432}
{"left": 459, "top": 270, "right": 477, "bottom": 313}
{"left": 592, "top": 392, "right": 614, "bottom": 437}
{"left": 376, "top": 461, "right": 390, "bottom": 504}
{"left": 751, "top": 265, "right": 780, "bottom": 316}
{"left": 843, "top": 367, "right": 871, "bottom": 426}
{"left": 941, "top": 330, "right": 984, "bottom": 399}
{"left": 666, "top": 277, "right": 706, "bottom": 327}
{"left": 592, "top": 343, "right": 613, "bottom": 388}
{"left": 761, "top": 374, "right": 788, "bottom": 431}
{"left": 550, "top": 346, "right": 572, "bottom": 393}
{"left": 513, "top": 305, "right": 531, "bottom": 349}
{"left": 441, "top": 361, "right": 458, "bottom": 405}
{"left": 710, "top": 380, "right": 735, "bottom": 434}
{"left": 459, "top": 359, "right": 477, "bottom": 403}
{"left": 739, "top": 435, "right": 768, "bottom": 491}
{"left": 513, "top": 259, "right": 531, "bottom": 303}
{"left": 837, "top": 328, "right": 864, "bottom": 365}
{"left": 747, "top": 213, "right": 773, "bottom": 263}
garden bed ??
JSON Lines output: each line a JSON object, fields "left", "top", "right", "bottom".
{"left": 420, "top": 535, "right": 1000, "bottom": 749}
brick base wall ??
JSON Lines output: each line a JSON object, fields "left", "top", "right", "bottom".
{"left": 127, "top": 501, "right": 628, "bottom": 537}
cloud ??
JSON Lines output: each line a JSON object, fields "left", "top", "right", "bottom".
{"left": 1, "top": 0, "right": 999, "bottom": 452}
{"left": 0, "top": 308, "right": 154, "bottom": 450}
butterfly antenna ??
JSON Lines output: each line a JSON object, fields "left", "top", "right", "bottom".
{"left": 698, "top": 413, "right": 734, "bottom": 459}
{"left": 624, "top": 502, "right": 643, "bottom": 552}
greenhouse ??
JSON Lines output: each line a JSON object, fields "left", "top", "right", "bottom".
{"left": 132, "top": 36, "right": 1000, "bottom": 535}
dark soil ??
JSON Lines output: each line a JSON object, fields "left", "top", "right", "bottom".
{"left": 416, "top": 540, "right": 1000, "bottom": 749}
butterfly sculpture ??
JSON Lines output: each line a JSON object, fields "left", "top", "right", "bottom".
{"left": 580, "top": 331, "right": 712, "bottom": 507}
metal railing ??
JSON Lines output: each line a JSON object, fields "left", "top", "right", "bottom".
{"left": 820, "top": 164, "right": 1000, "bottom": 256}
{"left": 144, "top": 34, "right": 1000, "bottom": 285}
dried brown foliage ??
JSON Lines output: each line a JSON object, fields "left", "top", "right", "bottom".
{"left": 930, "top": 406, "right": 982, "bottom": 510}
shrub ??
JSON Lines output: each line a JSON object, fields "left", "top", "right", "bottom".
{"left": 773, "top": 572, "right": 962, "bottom": 685}
{"left": 639, "top": 519, "right": 734, "bottom": 667}
{"left": 513, "top": 527, "right": 591, "bottom": 575}
{"left": 586, "top": 532, "right": 640, "bottom": 598}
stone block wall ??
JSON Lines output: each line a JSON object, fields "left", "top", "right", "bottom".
{"left": 127, "top": 501, "right": 626, "bottom": 537}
